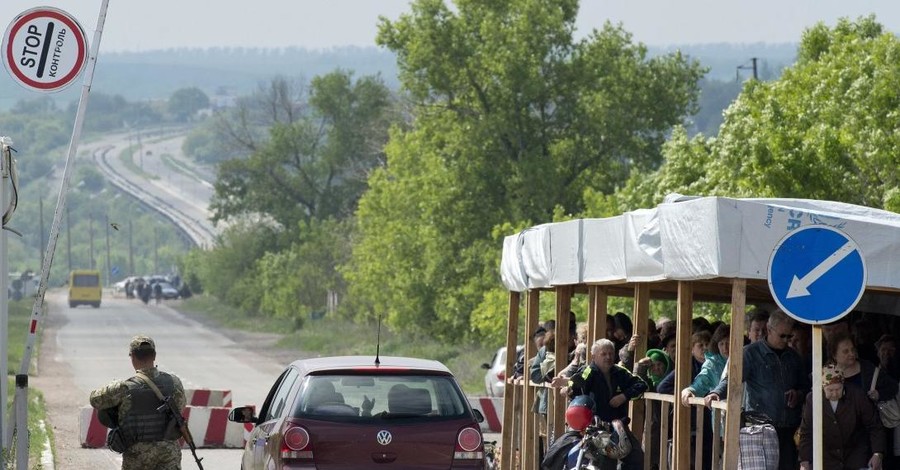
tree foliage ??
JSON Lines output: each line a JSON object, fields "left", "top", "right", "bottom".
{"left": 209, "top": 71, "right": 395, "bottom": 230}
{"left": 590, "top": 16, "right": 900, "bottom": 216}
{"left": 257, "top": 218, "right": 352, "bottom": 322}
{"left": 168, "top": 87, "right": 210, "bottom": 122}
{"left": 346, "top": 0, "right": 704, "bottom": 340}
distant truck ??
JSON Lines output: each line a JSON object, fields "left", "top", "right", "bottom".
{"left": 68, "top": 270, "right": 102, "bottom": 308}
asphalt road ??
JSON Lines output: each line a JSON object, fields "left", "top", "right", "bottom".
{"left": 81, "top": 129, "right": 219, "bottom": 248}
{"left": 35, "top": 289, "right": 290, "bottom": 469}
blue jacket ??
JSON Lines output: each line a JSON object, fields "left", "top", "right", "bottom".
{"left": 569, "top": 363, "right": 648, "bottom": 422}
{"left": 529, "top": 346, "right": 550, "bottom": 414}
{"left": 711, "top": 340, "right": 809, "bottom": 428}
{"left": 687, "top": 352, "right": 727, "bottom": 397}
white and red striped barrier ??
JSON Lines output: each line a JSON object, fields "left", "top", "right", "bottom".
{"left": 468, "top": 396, "right": 503, "bottom": 433}
{"left": 185, "top": 388, "right": 232, "bottom": 408}
{"left": 80, "top": 406, "right": 247, "bottom": 449}
{"left": 80, "top": 407, "right": 108, "bottom": 448}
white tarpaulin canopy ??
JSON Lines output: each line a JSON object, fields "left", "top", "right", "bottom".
{"left": 500, "top": 195, "right": 900, "bottom": 295}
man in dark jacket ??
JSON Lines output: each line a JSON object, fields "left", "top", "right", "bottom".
{"left": 707, "top": 309, "right": 809, "bottom": 470}
{"left": 568, "top": 338, "right": 648, "bottom": 470}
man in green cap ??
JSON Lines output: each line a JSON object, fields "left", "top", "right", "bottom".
{"left": 90, "top": 335, "right": 186, "bottom": 469}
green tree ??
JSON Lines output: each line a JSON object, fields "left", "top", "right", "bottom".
{"left": 210, "top": 71, "right": 395, "bottom": 229}
{"left": 346, "top": 0, "right": 704, "bottom": 340}
{"left": 168, "top": 87, "right": 210, "bottom": 122}
{"left": 257, "top": 218, "right": 352, "bottom": 324}
{"left": 592, "top": 16, "right": 900, "bottom": 216}
{"left": 185, "top": 221, "right": 280, "bottom": 313}
{"left": 182, "top": 119, "right": 237, "bottom": 164}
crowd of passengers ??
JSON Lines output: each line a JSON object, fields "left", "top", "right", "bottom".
{"left": 513, "top": 308, "right": 900, "bottom": 470}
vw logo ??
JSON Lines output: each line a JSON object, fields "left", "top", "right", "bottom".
{"left": 376, "top": 430, "right": 392, "bottom": 446}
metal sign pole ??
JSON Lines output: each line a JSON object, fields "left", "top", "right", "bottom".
{"left": 6, "top": 2, "right": 110, "bottom": 466}
{"left": 812, "top": 327, "right": 822, "bottom": 470}
{"left": 0, "top": 139, "right": 9, "bottom": 460}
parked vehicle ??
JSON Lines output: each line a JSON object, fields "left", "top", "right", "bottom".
{"left": 481, "top": 345, "right": 523, "bottom": 397}
{"left": 151, "top": 281, "right": 180, "bottom": 299}
{"left": 228, "top": 355, "right": 487, "bottom": 469}
{"left": 68, "top": 269, "right": 101, "bottom": 308}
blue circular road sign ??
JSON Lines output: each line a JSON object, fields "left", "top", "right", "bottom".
{"left": 768, "top": 225, "right": 866, "bottom": 325}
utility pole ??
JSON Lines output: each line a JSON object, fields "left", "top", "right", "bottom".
{"left": 736, "top": 57, "right": 759, "bottom": 81}
{"left": 39, "top": 197, "right": 45, "bottom": 267}
{"left": 89, "top": 213, "right": 94, "bottom": 269}
{"left": 66, "top": 205, "right": 72, "bottom": 272}
{"left": 128, "top": 220, "right": 134, "bottom": 275}
{"left": 105, "top": 215, "right": 111, "bottom": 286}
{"left": 153, "top": 227, "right": 159, "bottom": 273}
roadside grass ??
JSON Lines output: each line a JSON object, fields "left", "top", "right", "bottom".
{"left": 160, "top": 154, "right": 205, "bottom": 184}
{"left": 178, "top": 296, "right": 496, "bottom": 394}
{"left": 117, "top": 145, "right": 158, "bottom": 180}
{"left": 178, "top": 295, "right": 296, "bottom": 332}
{"left": 6, "top": 300, "right": 50, "bottom": 467}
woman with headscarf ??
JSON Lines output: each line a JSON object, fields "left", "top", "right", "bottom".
{"left": 798, "top": 364, "right": 884, "bottom": 470}
{"left": 634, "top": 348, "right": 672, "bottom": 468}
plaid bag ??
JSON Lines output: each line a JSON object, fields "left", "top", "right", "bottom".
{"left": 738, "top": 424, "right": 778, "bottom": 470}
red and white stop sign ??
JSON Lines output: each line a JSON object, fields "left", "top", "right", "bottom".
{"left": 2, "top": 7, "right": 89, "bottom": 93}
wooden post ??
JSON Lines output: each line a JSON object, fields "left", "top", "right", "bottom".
{"left": 587, "top": 286, "right": 607, "bottom": 349}
{"left": 722, "top": 279, "right": 747, "bottom": 469}
{"left": 659, "top": 401, "right": 671, "bottom": 470}
{"left": 500, "top": 291, "right": 520, "bottom": 470}
{"left": 552, "top": 286, "right": 573, "bottom": 443}
{"left": 630, "top": 283, "right": 650, "bottom": 439}
{"left": 672, "top": 281, "right": 693, "bottom": 470}
{"left": 520, "top": 290, "right": 540, "bottom": 470}
{"left": 694, "top": 400, "right": 705, "bottom": 470}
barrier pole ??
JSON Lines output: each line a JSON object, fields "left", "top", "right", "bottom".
{"left": 6, "top": 2, "right": 111, "bottom": 467}
{"left": 14, "top": 375, "right": 27, "bottom": 470}
{"left": 0, "top": 138, "right": 9, "bottom": 459}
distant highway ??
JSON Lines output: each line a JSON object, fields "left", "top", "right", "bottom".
{"left": 82, "top": 131, "right": 219, "bottom": 248}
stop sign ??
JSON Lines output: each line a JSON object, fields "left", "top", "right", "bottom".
{"left": 2, "top": 7, "right": 89, "bottom": 93}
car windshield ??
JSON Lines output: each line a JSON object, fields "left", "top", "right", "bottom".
{"left": 294, "top": 374, "right": 468, "bottom": 422}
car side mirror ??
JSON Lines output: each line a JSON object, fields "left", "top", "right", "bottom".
{"left": 472, "top": 409, "right": 485, "bottom": 423}
{"left": 228, "top": 405, "right": 256, "bottom": 423}
{"left": 480, "top": 363, "right": 491, "bottom": 369}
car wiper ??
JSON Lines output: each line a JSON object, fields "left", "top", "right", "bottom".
{"left": 375, "top": 411, "right": 421, "bottom": 419}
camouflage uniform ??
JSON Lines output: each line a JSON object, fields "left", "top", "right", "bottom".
{"left": 90, "top": 336, "right": 186, "bottom": 470}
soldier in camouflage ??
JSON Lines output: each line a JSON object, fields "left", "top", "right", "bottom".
{"left": 90, "top": 335, "right": 186, "bottom": 470}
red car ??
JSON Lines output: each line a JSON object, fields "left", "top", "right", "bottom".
{"left": 229, "top": 355, "right": 487, "bottom": 469}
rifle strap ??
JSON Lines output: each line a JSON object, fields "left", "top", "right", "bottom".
{"left": 135, "top": 371, "right": 167, "bottom": 402}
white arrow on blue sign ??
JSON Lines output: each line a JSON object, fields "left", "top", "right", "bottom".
{"left": 767, "top": 225, "right": 866, "bottom": 325}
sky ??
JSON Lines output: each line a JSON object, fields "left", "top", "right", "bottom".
{"left": 2, "top": 1, "right": 899, "bottom": 52}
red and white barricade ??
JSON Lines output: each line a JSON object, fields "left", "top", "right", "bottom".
{"left": 468, "top": 396, "right": 503, "bottom": 432}
{"left": 185, "top": 388, "right": 232, "bottom": 408}
{"left": 80, "top": 407, "right": 108, "bottom": 448}
{"left": 80, "top": 405, "right": 247, "bottom": 449}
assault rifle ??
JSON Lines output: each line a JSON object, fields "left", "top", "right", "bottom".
{"left": 135, "top": 371, "right": 204, "bottom": 470}
{"left": 158, "top": 395, "right": 204, "bottom": 470}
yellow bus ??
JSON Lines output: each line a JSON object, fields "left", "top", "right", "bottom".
{"left": 68, "top": 269, "right": 101, "bottom": 308}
